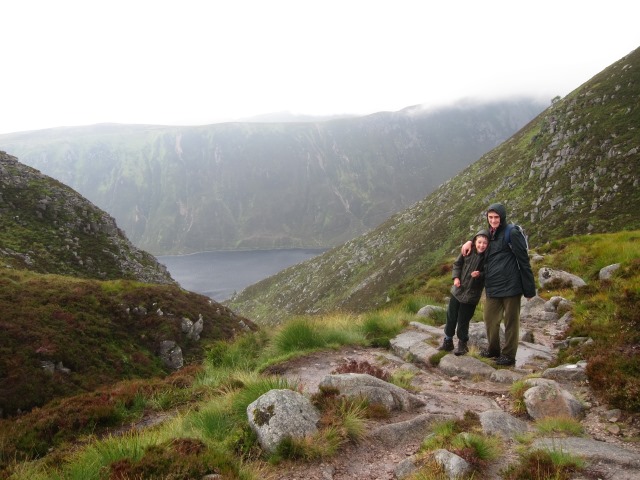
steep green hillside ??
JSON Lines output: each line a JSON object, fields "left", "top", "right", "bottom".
{"left": 228, "top": 47, "right": 640, "bottom": 323}
{"left": 0, "top": 100, "right": 545, "bottom": 254}
{"left": 0, "top": 151, "right": 173, "bottom": 283}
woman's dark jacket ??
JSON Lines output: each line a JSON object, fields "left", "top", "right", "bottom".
{"left": 484, "top": 203, "right": 536, "bottom": 298}
{"left": 451, "top": 230, "right": 488, "bottom": 305}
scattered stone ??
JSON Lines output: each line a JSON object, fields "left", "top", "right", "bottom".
{"left": 438, "top": 354, "right": 496, "bottom": 380}
{"left": 523, "top": 382, "right": 584, "bottom": 419}
{"left": 490, "top": 368, "right": 523, "bottom": 384}
{"left": 607, "top": 409, "right": 622, "bottom": 422}
{"left": 318, "top": 373, "right": 424, "bottom": 411}
{"left": 599, "top": 263, "right": 621, "bottom": 280}
{"left": 538, "top": 267, "right": 587, "bottom": 289}
{"left": 371, "top": 413, "right": 453, "bottom": 447}
{"left": 433, "top": 449, "right": 473, "bottom": 478}
{"left": 479, "top": 409, "right": 530, "bottom": 439}
{"left": 542, "top": 362, "right": 588, "bottom": 382}
{"left": 158, "top": 340, "right": 183, "bottom": 369}
{"left": 394, "top": 454, "right": 420, "bottom": 479}
{"left": 390, "top": 330, "right": 440, "bottom": 366}
{"left": 608, "top": 424, "right": 622, "bottom": 435}
{"left": 532, "top": 437, "right": 640, "bottom": 471}
{"left": 416, "top": 305, "right": 445, "bottom": 319}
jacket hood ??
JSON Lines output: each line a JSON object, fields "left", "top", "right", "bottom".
{"left": 474, "top": 229, "right": 490, "bottom": 241}
{"left": 486, "top": 203, "right": 507, "bottom": 226}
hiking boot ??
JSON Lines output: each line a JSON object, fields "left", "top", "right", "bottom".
{"left": 480, "top": 349, "right": 499, "bottom": 359}
{"left": 437, "top": 337, "right": 454, "bottom": 351}
{"left": 495, "top": 355, "right": 515, "bottom": 366}
{"left": 454, "top": 341, "right": 468, "bottom": 356}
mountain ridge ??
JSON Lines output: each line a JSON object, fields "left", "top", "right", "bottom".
{"left": 0, "top": 98, "right": 546, "bottom": 254}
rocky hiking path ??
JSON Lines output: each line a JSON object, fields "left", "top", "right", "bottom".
{"left": 267, "top": 298, "right": 640, "bottom": 480}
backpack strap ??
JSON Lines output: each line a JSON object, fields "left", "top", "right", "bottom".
{"left": 504, "top": 223, "right": 523, "bottom": 270}
{"left": 504, "top": 224, "right": 515, "bottom": 249}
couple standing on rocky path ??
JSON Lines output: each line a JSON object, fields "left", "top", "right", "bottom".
{"left": 437, "top": 202, "right": 536, "bottom": 367}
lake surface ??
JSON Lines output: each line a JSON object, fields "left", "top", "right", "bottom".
{"left": 156, "top": 248, "right": 325, "bottom": 302}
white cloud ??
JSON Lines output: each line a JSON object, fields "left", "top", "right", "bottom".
{"left": 1, "top": 0, "right": 638, "bottom": 133}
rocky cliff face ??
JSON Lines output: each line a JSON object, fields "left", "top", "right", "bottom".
{"left": 0, "top": 99, "right": 545, "bottom": 254}
{"left": 0, "top": 151, "right": 174, "bottom": 283}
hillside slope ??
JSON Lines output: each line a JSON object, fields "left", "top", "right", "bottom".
{"left": 0, "top": 269, "right": 255, "bottom": 417}
{"left": 0, "top": 151, "right": 257, "bottom": 417}
{"left": 0, "top": 151, "right": 173, "bottom": 283}
{"left": 227, "top": 47, "right": 640, "bottom": 323}
{"left": 0, "top": 99, "right": 544, "bottom": 254}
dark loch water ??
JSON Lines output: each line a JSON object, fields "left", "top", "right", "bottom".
{"left": 156, "top": 248, "right": 325, "bottom": 302}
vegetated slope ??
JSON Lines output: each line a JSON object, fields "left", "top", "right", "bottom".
{"left": 227, "top": 46, "right": 640, "bottom": 324}
{"left": 0, "top": 269, "right": 255, "bottom": 417}
{"left": 0, "top": 99, "right": 545, "bottom": 254}
{"left": 0, "top": 151, "right": 173, "bottom": 283}
{"left": 1, "top": 231, "right": 638, "bottom": 480}
{"left": 0, "top": 150, "right": 256, "bottom": 416}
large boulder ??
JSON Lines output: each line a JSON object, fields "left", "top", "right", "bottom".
{"left": 438, "top": 354, "right": 496, "bottom": 380}
{"left": 390, "top": 330, "right": 439, "bottom": 366}
{"left": 538, "top": 267, "right": 587, "bottom": 289}
{"left": 158, "top": 340, "right": 183, "bottom": 370}
{"left": 433, "top": 448, "right": 473, "bottom": 478}
{"left": 318, "top": 373, "right": 424, "bottom": 411}
{"left": 247, "top": 389, "right": 321, "bottom": 454}
{"left": 523, "top": 381, "right": 584, "bottom": 420}
{"left": 479, "top": 409, "right": 530, "bottom": 439}
{"left": 599, "top": 263, "right": 621, "bottom": 280}
{"left": 542, "top": 362, "right": 588, "bottom": 382}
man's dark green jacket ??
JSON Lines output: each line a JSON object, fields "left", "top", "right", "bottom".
{"left": 484, "top": 203, "right": 536, "bottom": 298}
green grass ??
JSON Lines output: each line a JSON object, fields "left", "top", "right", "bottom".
{"left": 502, "top": 448, "right": 586, "bottom": 480}
{"left": 418, "top": 413, "right": 500, "bottom": 475}
{"left": 535, "top": 417, "right": 584, "bottom": 436}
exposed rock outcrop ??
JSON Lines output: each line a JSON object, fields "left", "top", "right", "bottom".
{"left": 0, "top": 151, "right": 175, "bottom": 284}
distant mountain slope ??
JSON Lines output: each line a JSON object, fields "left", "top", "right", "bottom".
{"left": 227, "top": 47, "right": 640, "bottom": 323}
{"left": 0, "top": 99, "right": 545, "bottom": 254}
{"left": 0, "top": 151, "right": 173, "bottom": 283}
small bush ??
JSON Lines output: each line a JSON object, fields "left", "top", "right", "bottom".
{"left": 502, "top": 448, "right": 585, "bottom": 480}
{"left": 451, "top": 431, "right": 500, "bottom": 468}
{"left": 332, "top": 359, "right": 390, "bottom": 381}
{"left": 360, "top": 312, "right": 405, "bottom": 347}
{"left": 273, "top": 426, "right": 342, "bottom": 462}
{"left": 390, "top": 369, "right": 417, "bottom": 391}
{"left": 272, "top": 318, "right": 323, "bottom": 353}
{"left": 509, "top": 379, "right": 531, "bottom": 416}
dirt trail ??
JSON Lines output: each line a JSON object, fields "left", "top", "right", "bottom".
{"left": 265, "top": 322, "right": 640, "bottom": 480}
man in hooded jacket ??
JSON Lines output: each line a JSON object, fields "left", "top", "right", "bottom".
{"left": 462, "top": 203, "right": 536, "bottom": 366}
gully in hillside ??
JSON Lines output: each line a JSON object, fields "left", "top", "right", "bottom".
{"left": 438, "top": 230, "right": 490, "bottom": 356}
{"left": 462, "top": 203, "right": 536, "bottom": 367}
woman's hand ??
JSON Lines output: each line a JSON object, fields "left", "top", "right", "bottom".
{"left": 453, "top": 278, "right": 461, "bottom": 287}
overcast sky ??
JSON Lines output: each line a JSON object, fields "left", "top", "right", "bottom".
{"left": 1, "top": 0, "right": 639, "bottom": 134}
